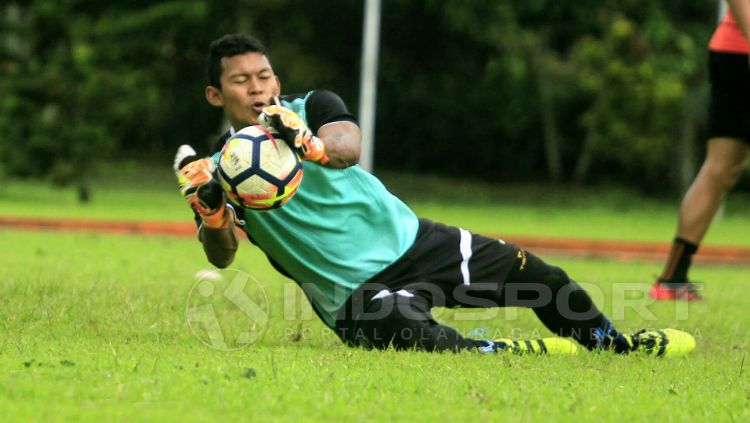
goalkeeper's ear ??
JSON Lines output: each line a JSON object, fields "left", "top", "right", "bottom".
{"left": 205, "top": 86, "right": 224, "bottom": 108}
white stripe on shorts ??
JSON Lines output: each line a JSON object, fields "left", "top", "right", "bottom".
{"left": 459, "top": 228, "right": 473, "bottom": 285}
{"left": 371, "top": 289, "right": 415, "bottom": 301}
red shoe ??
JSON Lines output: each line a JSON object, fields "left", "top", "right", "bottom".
{"left": 650, "top": 281, "right": 704, "bottom": 301}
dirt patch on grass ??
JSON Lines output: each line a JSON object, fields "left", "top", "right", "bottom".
{"left": 2, "top": 215, "right": 749, "bottom": 265}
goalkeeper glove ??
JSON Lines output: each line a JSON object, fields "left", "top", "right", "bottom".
{"left": 258, "top": 104, "right": 329, "bottom": 164}
{"left": 173, "top": 145, "right": 230, "bottom": 229}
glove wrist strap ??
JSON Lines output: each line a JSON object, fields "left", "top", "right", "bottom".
{"left": 310, "top": 136, "right": 329, "bottom": 165}
{"left": 201, "top": 203, "right": 229, "bottom": 229}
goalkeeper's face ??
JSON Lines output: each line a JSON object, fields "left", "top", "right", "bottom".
{"left": 206, "top": 52, "right": 281, "bottom": 129}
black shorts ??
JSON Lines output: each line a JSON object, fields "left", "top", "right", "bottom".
{"left": 707, "top": 51, "right": 750, "bottom": 143}
{"left": 334, "top": 218, "right": 524, "bottom": 345}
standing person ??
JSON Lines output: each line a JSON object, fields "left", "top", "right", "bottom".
{"left": 651, "top": 0, "right": 750, "bottom": 301}
{"left": 176, "top": 33, "right": 695, "bottom": 356}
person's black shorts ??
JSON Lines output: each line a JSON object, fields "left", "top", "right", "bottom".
{"left": 334, "top": 218, "right": 526, "bottom": 349}
{"left": 707, "top": 51, "right": 750, "bottom": 143}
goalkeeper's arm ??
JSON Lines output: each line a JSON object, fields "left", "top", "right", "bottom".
{"left": 175, "top": 146, "right": 239, "bottom": 268}
{"left": 198, "top": 214, "right": 238, "bottom": 269}
{"left": 316, "top": 120, "right": 361, "bottom": 169}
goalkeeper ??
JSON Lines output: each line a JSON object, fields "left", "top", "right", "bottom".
{"left": 176, "top": 33, "right": 694, "bottom": 356}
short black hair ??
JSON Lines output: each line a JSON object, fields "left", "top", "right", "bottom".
{"left": 207, "top": 34, "right": 270, "bottom": 88}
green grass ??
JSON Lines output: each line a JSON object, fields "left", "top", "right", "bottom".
{"left": 2, "top": 162, "right": 750, "bottom": 246}
{"left": 382, "top": 171, "right": 750, "bottom": 246}
{"left": 1, "top": 165, "right": 750, "bottom": 420}
{"left": 0, "top": 162, "right": 192, "bottom": 222}
{"left": 1, "top": 229, "right": 748, "bottom": 422}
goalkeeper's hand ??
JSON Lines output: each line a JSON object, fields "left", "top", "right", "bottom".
{"left": 173, "top": 145, "right": 230, "bottom": 229}
{"left": 258, "top": 104, "right": 329, "bottom": 164}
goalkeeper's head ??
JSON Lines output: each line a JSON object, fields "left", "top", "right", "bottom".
{"left": 205, "top": 34, "right": 281, "bottom": 129}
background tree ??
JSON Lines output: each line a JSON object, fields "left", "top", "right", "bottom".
{"left": 0, "top": 0, "right": 725, "bottom": 201}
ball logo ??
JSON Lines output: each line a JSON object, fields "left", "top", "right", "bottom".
{"left": 186, "top": 269, "right": 269, "bottom": 351}
{"left": 228, "top": 150, "right": 242, "bottom": 171}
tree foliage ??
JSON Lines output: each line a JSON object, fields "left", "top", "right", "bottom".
{"left": 0, "top": 0, "right": 723, "bottom": 199}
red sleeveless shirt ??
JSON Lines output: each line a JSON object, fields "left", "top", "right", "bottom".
{"left": 709, "top": 9, "right": 750, "bottom": 54}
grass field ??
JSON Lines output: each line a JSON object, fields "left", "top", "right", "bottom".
{"left": 1, "top": 165, "right": 749, "bottom": 421}
{"left": 3, "top": 163, "right": 750, "bottom": 244}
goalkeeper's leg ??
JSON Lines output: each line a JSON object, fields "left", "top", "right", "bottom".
{"left": 337, "top": 290, "right": 577, "bottom": 354}
{"left": 339, "top": 292, "right": 481, "bottom": 352}
{"left": 501, "top": 251, "right": 632, "bottom": 352}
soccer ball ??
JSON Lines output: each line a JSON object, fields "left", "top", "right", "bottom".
{"left": 217, "top": 125, "right": 304, "bottom": 210}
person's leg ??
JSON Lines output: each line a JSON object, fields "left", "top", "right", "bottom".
{"left": 677, "top": 138, "right": 748, "bottom": 243}
{"left": 654, "top": 51, "right": 750, "bottom": 300}
{"left": 499, "top": 250, "right": 632, "bottom": 352}
{"left": 658, "top": 138, "right": 748, "bottom": 285}
{"left": 341, "top": 289, "right": 576, "bottom": 354}
{"left": 341, "top": 291, "right": 483, "bottom": 352}
{"left": 492, "top": 249, "right": 696, "bottom": 356}
{"left": 337, "top": 219, "right": 693, "bottom": 356}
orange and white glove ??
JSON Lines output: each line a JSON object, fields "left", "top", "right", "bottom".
{"left": 174, "top": 145, "right": 230, "bottom": 229}
{"left": 258, "top": 104, "right": 329, "bottom": 164}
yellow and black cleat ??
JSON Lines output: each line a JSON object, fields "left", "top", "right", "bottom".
{"left": 626, "top": 328, "right": 696, "bottom": 357}
{"left": 492, "top": 338, "right": 578, "bottom": 355}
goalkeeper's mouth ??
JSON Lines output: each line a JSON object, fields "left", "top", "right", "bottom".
{"left": 251, "top": 101, "right": 267, "bottom": 113}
